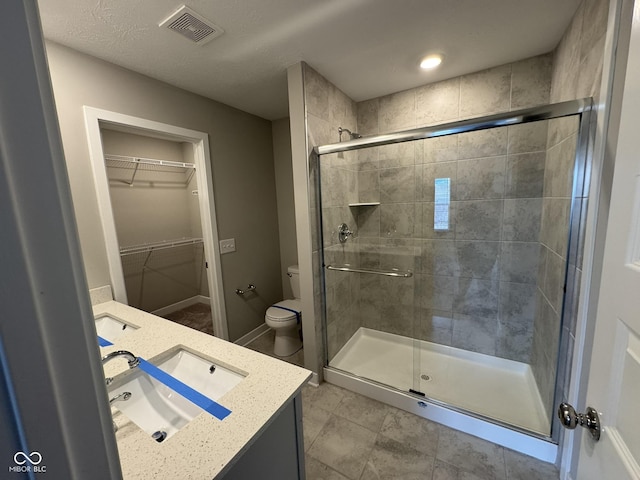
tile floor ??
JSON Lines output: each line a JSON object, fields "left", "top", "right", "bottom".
{"left": 301, "top": 382, "right": 560, "bottom": 480}
{"left": 244, "top": 329, "right": 305, "bottom": 367}
{"left": 163, "top": 314, "right": 558, "bottom": 479}
{"left": 160, "top": 303, "right": 214, "bottom": 336}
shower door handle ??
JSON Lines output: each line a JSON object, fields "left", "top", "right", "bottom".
{"left": 557, "top": 402, "right": 601, "bottom": 441}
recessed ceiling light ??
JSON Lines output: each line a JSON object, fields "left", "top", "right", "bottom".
{"left": 420, "top": 54, "right": 443, "bottom": 70}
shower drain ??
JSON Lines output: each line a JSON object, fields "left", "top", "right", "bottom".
{"left": 421, "top": 374, "right": 431, "bottom": 382}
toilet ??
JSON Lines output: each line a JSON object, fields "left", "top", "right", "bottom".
{"left": 265, "top": 265, "right": 302, "bottom": 357}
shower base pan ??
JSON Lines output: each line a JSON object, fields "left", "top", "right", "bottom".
{"left": 326, "top": 327, "right": 556, "bottom": 461}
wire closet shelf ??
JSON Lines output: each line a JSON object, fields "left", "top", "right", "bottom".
{"left": 105, "top": 154, "right": 196, "bottom": 186}
{"left": 119, "top": 237, "right": 204, "bottom": 257}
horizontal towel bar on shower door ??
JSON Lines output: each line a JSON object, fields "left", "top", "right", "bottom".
{"left": 325, "top": 264, "right": 413, "bottom": 278}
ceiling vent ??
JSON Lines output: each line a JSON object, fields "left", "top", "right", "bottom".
{"left": 159, "top": 5, "right": 224, "bottom": 45}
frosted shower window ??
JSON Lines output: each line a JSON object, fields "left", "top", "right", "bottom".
{"left": 434, "top": 178, "right": 451, "bottom": 231}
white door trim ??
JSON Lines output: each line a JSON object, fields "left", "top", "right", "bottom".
{"left": 83, "top": 106, "right": 229, "bottom": 340}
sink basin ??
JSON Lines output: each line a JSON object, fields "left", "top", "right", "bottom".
{"left": 156, "top": 349, "right": 246, "bottom": 400}
{"left": 109, "top": 370, "right": 201, "bottom": 440}
{"left": 95, "top": 314, "right": 138, "bottom": 343}
{"left": 108, "top": 349, "right": 244, "bottom": 440}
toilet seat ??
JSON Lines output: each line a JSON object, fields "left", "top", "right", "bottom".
{"left": 266, "top": 299, "right": 301, "bottom": 324}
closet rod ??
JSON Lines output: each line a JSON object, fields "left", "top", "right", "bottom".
{"left": 119, "top": 237, "right": 203, "bottom": 256}
{"left": 105, "top": 154, "right": 196, "bottom": 170}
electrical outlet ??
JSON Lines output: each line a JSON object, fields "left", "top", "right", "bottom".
{"left": 219, "top": 238, "right": 236, "bottom": 254}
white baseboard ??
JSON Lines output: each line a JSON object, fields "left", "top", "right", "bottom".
{"left": 234, "top": 322, "right": 271, "bottom": 347}
{"left": 151, "top": 295, "right": 210, "bottom": 317}
{"left": 307, "top": 372, "right": 320, "bottom": 387}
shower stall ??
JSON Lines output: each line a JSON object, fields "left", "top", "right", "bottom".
{"left": 315, "top": 99, "right": 592, "bottom": 458}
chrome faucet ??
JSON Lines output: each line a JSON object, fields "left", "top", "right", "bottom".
{"left": 102, "top": 350, "right": 139, "bottom": 385}
{"left": 102, "top": 350, "right": 140, "bottom": 368}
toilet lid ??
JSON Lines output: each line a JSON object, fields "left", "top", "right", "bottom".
{"left": 266, "top": 299, "right": 301, "bottom": 321}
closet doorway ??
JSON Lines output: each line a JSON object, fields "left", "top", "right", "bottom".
{"left": 84, "top": 107, "right": 228, "bottom": 340}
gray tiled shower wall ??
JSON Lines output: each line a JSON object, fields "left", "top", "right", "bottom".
{"left": 319, "top": 53, "right": 559, "bottom": 367}
{"left": 531, "top": 116, "right": 580, "bottom": 417}
{"left": 326, "top": 123, "right": 553, "bottom": 364}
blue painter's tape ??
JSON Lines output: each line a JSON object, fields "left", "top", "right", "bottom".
{"left": 270, "top": 305, "right": 301, "bottom": 324}
{"left": 97, "top": 336, "right": 113, "bottom": 347}
{"left": 137, "top": 358, "right": 231, "bottom": 421}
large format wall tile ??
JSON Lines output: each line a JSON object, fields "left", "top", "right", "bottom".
{"left": 500, "top": 242, "right": 540, "bottom": 285}
{"left": 305, "top": 66, "right": 330, "bottom": 118}
{"left": 544, "top": 135, "right": 577, "bottom": 198}
{"left": 453, "top": 277, "right": 499, "bottom": 318}
{"left": 502, "top": 198, "right": 542, "bottom": 242}
{"left": 421, "top": 202, "right": 456, "bottom": 240}
{"left": 378, "top": 141, "right": 416, "bottom": 168}
{"left": 455, "top": 241, "right": 501, "bottom": 279}
{"left": 357, "top": 98, "right": 379, "bottom": 136}
{"left": 460, "top": 64, "right": 512, "bottom": 118}
{"left": 423, "top": 136, "right": 458, "bottom": 163}
{"left": 416, "top": 274, "right": 455, "bottom": 311}
{"left": 452, "top": 313, "right": 498, "bottom": 356}
{"left": 457, "top": 156, "right": 506, "bottom": 200}
{"left": 505, "top": 152, "right": 545, "bottom": 198}
{"left": 457, "top": 128, "right": 508, "bottom": 160}
{"left": 507, "top": 121, "right": 548, "bottom": 154}
{"left": 421, "top": 240, "right": 458, "bottom": 277}
{"left": 419, "top": 161, "right": 457, "bottom": 202}
{"left": 540, "top": 198, "right": 571, "bottom": 255}
{"left": 415, "top": 77, "right": 460, "bottom": 126}
{"left": 358, "top": 170, "right": 380, "bottom": 203}
{"left": 510, "top": 54, "right": 552, "bottom": 110}
{"left": 380, "top": 166, "right": 416, "bottom": 203}
{"left": 379, "top": 90, "right": 416, "bottom": 133}
{"left": 418, "top": 308, "right": 454, "bottom": 345}
{"left": 380, "top": 203, "right": 420, "bottom": 238}
{"left": 455, "top": 200, "right": 503, "bottom": 241}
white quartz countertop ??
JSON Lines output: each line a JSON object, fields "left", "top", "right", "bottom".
{"left": 93, "top": 301, "right": 311, "bottom": 479}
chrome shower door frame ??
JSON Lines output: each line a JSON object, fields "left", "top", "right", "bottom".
{"left": 314, "top": 98, "right": 595, "bottom": 461}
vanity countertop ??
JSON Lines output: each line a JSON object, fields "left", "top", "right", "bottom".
{"left": 94, "top": 301, "right": 311, "bottom": 479}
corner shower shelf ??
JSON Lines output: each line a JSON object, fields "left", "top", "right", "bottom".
{"left": 348, "top": 202, "right": 380, "bottom": 207}
{"left": 105, "top": 154, "right": 196, "bottom": 186}
{"left": 119, "top": 237, "right": 203, "bottom": 257}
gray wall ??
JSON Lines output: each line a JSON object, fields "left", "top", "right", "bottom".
{"left": 272, "top": 118, "right": 299, "bottom": 299}
{"left": 46, "top": 41, "right": 282, "bottom": 342}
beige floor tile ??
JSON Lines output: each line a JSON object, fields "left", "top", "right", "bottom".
{"left": 305, "top": 456, "right": 351, "bottom": 480}
{"left": 379, "top": 408, "right": 440, "bottom": 456}
{"left": 302, "top": 383, "right": 346, "bottom": 412}
{"left": 360, "top": 435, "right": 435, "bottom": 479}
{"left": 334, "top": 390, "right": 389, "bottom": 432}
{"left": 436, "top": 427, "right": 506, "bottom": 480}
{"left": 303, "top": 406, "right": 332, "bottom": 450}
{"left": 307, "top": 415, "right": 377, "bottom": 480}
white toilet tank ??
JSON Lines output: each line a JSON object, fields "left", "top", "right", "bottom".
{"left": 288, "top": 265, "right": 300, "bottom": 299}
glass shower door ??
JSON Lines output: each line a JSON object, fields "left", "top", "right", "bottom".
{"left": 319, "top": 104, "right": 588, "bottom": 438}
{"left": 320, "top": 144, "right": 423, "bottom": 395}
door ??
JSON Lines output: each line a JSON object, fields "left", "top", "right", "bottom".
{"left": 575, "top": 3, "right": 640, "bottom": 477}
{"left": 84, "top": 107, "right": 229, "bottom": 340}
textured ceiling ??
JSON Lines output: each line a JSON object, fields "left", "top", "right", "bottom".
{"left": 37, "top": 0, "right": 582, "bottom": 120}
